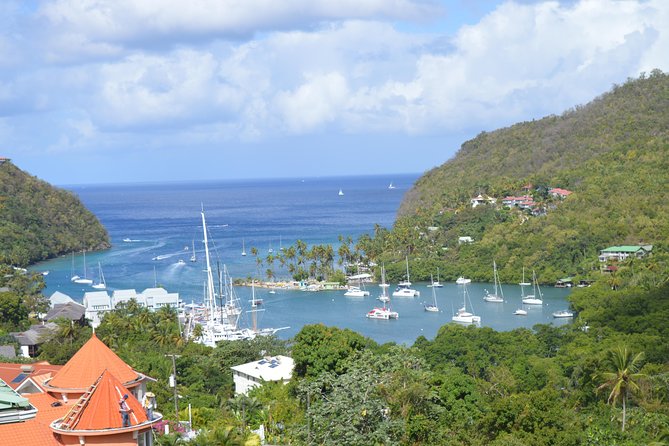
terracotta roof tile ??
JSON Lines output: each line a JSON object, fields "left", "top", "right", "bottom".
{"left": 48, "top": 334, "right": 139, "bottom": 389}
{"left": 0, "top": 392, "right": 66, "bottom": 446}
{"left": 0, "top": 362, "right": 62, "bottom": 390}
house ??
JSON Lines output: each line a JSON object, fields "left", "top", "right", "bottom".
{"left": 470, "top": 194, "right": 496, "bottom": 208}
{"left": 10, "top": 322, "right": 59, "bottom": 358}
{"left": 0, "top": 333, "right": 161, "bottom": 445}
{"left": 502, "top": 195, "right": 532, "bottom": 207}
{"left": 231, "top": 356, "right": 294, "bottom": 395}
{"left": 48, "top": 291, "right": 77, "bottom": 307}
{"left": 458, "top": 236, "right": 474, "bottom": 244}
{"left": 84, "top": 287, "right": 180, "bottom": 327}
{"left": 548, "top": 188, "right": 573, "bottom": 199}
{"left": 598, "top": 245, "right": 653, "bottom": 262}
{"left": 44, "top": 302, "right": 86, "bottom": 324}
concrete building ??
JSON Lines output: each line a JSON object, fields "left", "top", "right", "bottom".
{"left": 84, "top": 287, "right": 179, "bottom": 327}
{"left": 231, "top": 356, "right": 294, "bottom": 395}
{"left": 598, "top": 245, "right": 653, "bottom": 263}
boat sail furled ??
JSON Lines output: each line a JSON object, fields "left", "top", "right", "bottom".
{"left": 483, "top": 260, "right": 504, "bottom": 303}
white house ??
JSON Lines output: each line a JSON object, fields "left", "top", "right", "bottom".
{"left": 598, "top": 245, "right": 652, "bottom": 263}
{"left": 83, "top": 287, "right": 180, "bottom": 327}
{"left": 458, "top": 236, "right": 474, "bottom": 244}
{"left": 231, "top": 356, "right": 294, "bottom": 395}
{"left": 470, "top": 194, "right": 496, "bottom": 208}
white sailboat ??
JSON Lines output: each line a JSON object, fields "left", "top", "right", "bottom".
{"left": 392, "top": 256, "right": 420, "bottom": 297}
{"left": 483, "top": 260, "right": 504, "bottom": 303}
{"left": 71, "top": 250, "right": 93, "bottom": 285}
{"left": 522, "top": 270, "right": 544, "bottom": 305}
{"left": 424, "top": 275, "right": 440, "bottom": 312}
{"left": 377, "top": 265, "right": 390, "bottom": 303}
{"left": 452, "top": 283, "right": 481, "bottom": 324}
{"left": 388, "top": 182, "right": 396, "bottom": 190}
{"left": 344, "top": 272, "right": 370, "bottom": 297}
{"left": 427, "top": 268, "right": 444, "bottom": 288}
{"left": 241, "top": 239, "right": 247, "bottom": 256}
{"left": 338, "top": 188, "right": 344, "bottom": 196}
{"left": 514, "top": 267, "right": 529, "bottom": 315}
{"left": 367, "top": 266, "right": 398, "bottom": 319}
{"left": 91, "top": 262, "right": 107, "bottom": 290}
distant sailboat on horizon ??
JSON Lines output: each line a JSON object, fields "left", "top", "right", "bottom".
{"left": 338, "top": 188, "right": 344, "bottom": 196}
{"left": 388, "top": 182, "right": 396, "bottom": 190}
{"left": 241, "top": 239, "right": 247, "bottom": 256}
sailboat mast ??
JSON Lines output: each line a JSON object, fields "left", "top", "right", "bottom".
{"left": 201, "top": 210, "right": 217, "bottom": 322}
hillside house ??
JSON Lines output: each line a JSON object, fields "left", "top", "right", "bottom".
{"left": 458, "top": 236, "right": 474, "bottom": 244}
{"left": 598, "top": 245, "right": 653, "bottom": 262}
{"left": 470, "top": 194, "right": 496, "bottom": 208}
{"left": 231, "top": 355, "right": 294, "bottom": 395}
{"left": 549, "top": 188, "right": 573, "bottom": 199}
{"left": 84, "top": 287, "right": 180, "bottom": 327}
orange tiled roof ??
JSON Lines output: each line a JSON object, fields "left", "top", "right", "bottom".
{"left": 0, "top": 392, "right": 67, "bottom": 446}
{"left": 64, "top": 370, "right": 147, "bottom": 431}
{"left": 0, "top": 362, "right": 62, "bottom": 390}
{"left": 47, "top": 334, "right": 140, "bottom": 389}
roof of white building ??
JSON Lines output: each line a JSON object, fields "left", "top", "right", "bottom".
{"left": 49, "top": 291, "right": 75, "bottom": 307}
{"left": 231, "top": 356, "right": 294, "bottom": 382}
{"left": 112, "top": 289, "right": 137, "bottom": 298}
{"left": 83, "top": 291, "right": 111, "bottom": 304}
{"left": 140, "top": 287, "right": 168, "bottom": 295}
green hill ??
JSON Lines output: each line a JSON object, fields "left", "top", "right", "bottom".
{"left": 0, "top": 160, "right": 110, "bottom": 266}
{"left": 361, "top": 70, "right": 669, "bottom": 284}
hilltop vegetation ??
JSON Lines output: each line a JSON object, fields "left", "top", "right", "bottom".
{"left": 0, "top": 160, "right": 110, "bottom": 266}
{"left": 361, "top": 70, "right": 669, "bottom": 283}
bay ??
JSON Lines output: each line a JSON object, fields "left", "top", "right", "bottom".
{"left": 32, "top": 174, "right": 572, "bottom": 345}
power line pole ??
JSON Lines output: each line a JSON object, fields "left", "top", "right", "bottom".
{"left": 165, "top": 354, "right": 181, "bottom": 421}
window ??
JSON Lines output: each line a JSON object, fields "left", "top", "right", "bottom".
{"left": 137, "top": 430, "right": 152, "bottom": 446}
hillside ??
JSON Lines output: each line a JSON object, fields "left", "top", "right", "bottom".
{"left": 0, "top": 160, "right": 110, "bottom": 266}
{"left": 361, "top": 70, "right": 669, "bottom": 283}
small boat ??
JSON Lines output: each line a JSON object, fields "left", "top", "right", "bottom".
{"left": 553, "top": 310, "right": 574, "bottom": 318}
{"left": 456, "top": 276, "right": 471, "bottom": 285}
{"left": 392, "top": 256, "right": 420, "bottom": 297}
{"left": 123, "top": 238, "right": 132, "bottom": 242}
{"left": 388, "top": 182, "right": 396, "bottom": 190}
{"left": 91, "top": 262, "right": 107, "bottom": 290}
{"left": 241, "top": 239, "right": 247, "bottom": 257}
{"left": 424, "top": 277, "right": 440, "bottom": 312}
{"left": 41, "top": 271, "right": 49, "bottom": 276}
{"left": 177, "top": 259, "right": 186, "bottom": 265}
{"left": 452, "top": 283, "right": 480, "bottom": 324}
{"left": 427, "top": 269, "right": 444, "bottom": 288}
{"left": 483, "top": 260, "right": 504, "bottom": 303}
{"left": 522, "top": 270, "right": 544, "bottom": 305}
{"left": 338, "top": 189, "right": 344, "bottom": 196}
{"left": 513, "top": 309, "right": 527, "bottom": 316}
{"left": 366, "top": 307, "right": 399, "bottom": 319}
{"left": 344, "top": 286, "right": 370, "bottom": 297}
{"left": 268, "top": 289, "right": 276, "bottom": 295}
{"left": 519, "top": 266, "right": 531, "bottom": 286}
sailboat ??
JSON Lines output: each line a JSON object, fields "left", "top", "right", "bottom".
{"left": 91, "top": 262, "right": 107, "bottom": 290}
{"left": 279, "top": 235, "right": 284, "bottom": 251}
{"left": 344, "top": 269, "right": 370, "bottom": 297}
{"left": 392, "top": 256, "right": 420, "bottom": 297}
{"left": 388, "top": 182, "right": 396, "bottom": 190}
{"left": 522, "top": 270, "right": 544, "bottom": 305}
{"left": 241, "top": 239, "right": 247, "bottom": 256}
{"left": 427, "top": 268, "right": 444, "bottom": 288}
{"left": 367, "top": 266, "right": 398, "bottom": 319}
{"left": 377, "top": 265, "right": 390, "bottom": 303}
{"left": 190, "top": 239, "right": 197, "bottom": 262}
{"left": 452, "top": 282, "right": 481, "bottom": 324}
{"left": 71, "top": 251, "right": 93, "bottom": 285}
{"left": 514, "top": 267, "right": 529, "bottom": 315}
{"left": 338, "top": 188, "right": 344, "bottom": 196}
{"left": 483, "top": 260, "right": 504, "bottom": 303}
{"left": 424, "top": 275, "right": 440, "bottom": 312}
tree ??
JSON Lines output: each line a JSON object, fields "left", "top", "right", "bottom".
{"left": 0, "top": 291, "right": 29, "bottom": 330}
{"left": 595, "top": 345, "right": 645, "bottom": 432}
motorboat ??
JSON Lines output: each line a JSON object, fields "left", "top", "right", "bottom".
{"left": 344, "top": 286, "right": 370, "bottom": 297}
{"left": 366, "top": 307, "right": 399, "bottom": 319}
{"left": 456, "top": 276, "right": 471, "bottom": 285}
{"left": 553, "top": 310, "right": 574, "bottom": 318}
{"left": 513, "top": 309, "right": 527, "bottom": 316}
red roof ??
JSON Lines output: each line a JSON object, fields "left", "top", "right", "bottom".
{"left": 61, "top": 370, "right": 148, "bottom": 431}
{"left": 0, "top": 392, "right": 67, "bottom": 445}
{"left": 549, "top": 187, "right": 572, "bottom": 196}
{"left": 0, "top": 362, "right": 62, "bottom": 390}
{"left": 47, "top": 334, "right": 140, "bottom": 390}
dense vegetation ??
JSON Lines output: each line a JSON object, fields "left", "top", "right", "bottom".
{"left": 0, "top": 160, "right": 110, "bottom": 266}
{"left": 359, "top": 70, "right": 669, "bottom": 284}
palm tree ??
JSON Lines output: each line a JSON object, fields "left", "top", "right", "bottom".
{"left": 595, "top": 345, "right": 645, "bottom": 432}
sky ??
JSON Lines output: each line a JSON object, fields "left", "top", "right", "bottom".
{"left": 1, "top": 0, "right": 668, "bottom": 185}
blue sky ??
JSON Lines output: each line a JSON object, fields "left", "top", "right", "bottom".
{"left": 2, "top": 0, "right": 668, "bottom": 185}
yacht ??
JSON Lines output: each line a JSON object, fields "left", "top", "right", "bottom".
{"left": 426, "top": 268, "right": 444, "bottom": 288}
{"left": 456, "top": 276, "right": 471, "bottom": 285}
{"left": 522, "top": 270, "right": 544, "bottom": 305}
{"left": 424, "top": 277, "right": 440, "bottom": 312}
{"left": 367, "top": 266, "right": 398, "bottom": 319}
{"left": 392, "top": 256, "right": 420, "bottom": 297}
{"left": 483, "top": 260, "right": 504, "bottom": 303}
{"left": 452, "top": 283, "right": 481, "bottom": 324}
{"left": 553, "top": 310, "right": 574, "bottom": 318}
{"left": 91, "top": 262, "right": 107, "bottom": 290}
{"left": 344, "top": 286, "right": 370, "bottom": 297}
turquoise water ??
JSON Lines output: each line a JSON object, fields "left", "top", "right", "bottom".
{"left": 32, "top": 174, "right": 571, "bottom": 345}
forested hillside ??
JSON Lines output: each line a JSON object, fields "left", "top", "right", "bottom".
{"left": 362, "top": 70, "right": 669, "bottom": 283}
{"left": 0, "top": 160, "right": 110, "bottom": 266}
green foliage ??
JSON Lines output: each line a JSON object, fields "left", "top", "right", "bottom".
{"left": 292, "top": 324, "right": 376, "bottom": 378}
{"left": 0, "top": 161, "right": 110, "bottom": 266}
{"left": 369, "top": 71, "right": 669, "bottom": 282}
{"left": 0, "top": 291, "right": 30, "bottom": 331}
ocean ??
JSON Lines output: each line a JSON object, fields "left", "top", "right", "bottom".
{"left": 32, "top": 174, "right": 572, "bottom": 345}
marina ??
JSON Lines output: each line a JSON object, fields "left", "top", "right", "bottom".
{"left": 31, "top": 174, "right": 572, "bottom": 345}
